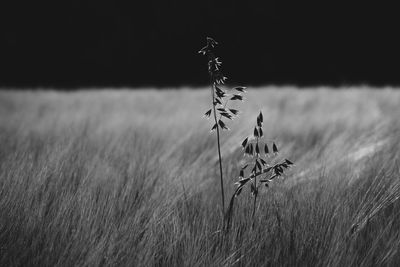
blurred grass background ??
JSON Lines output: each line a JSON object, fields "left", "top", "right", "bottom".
{"left": 1, "top": 87, "right": 400, "bottom": 266}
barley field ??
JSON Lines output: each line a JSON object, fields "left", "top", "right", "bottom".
{"left": 1, "top": 87, "right": 400, "bottom": 266}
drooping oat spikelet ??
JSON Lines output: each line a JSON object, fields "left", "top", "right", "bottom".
{"left": 225, "top": 111, "right": 294, "bottom": 228}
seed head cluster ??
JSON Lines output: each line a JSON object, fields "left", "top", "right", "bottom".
{"left": 199, "top": 37, "right": 294, "bottom": 226}
{"left": 234, "top": 111, "right": 294, "bottom": 198}
{"left": 200, "top": 37, "right": 246, "bottom": 132}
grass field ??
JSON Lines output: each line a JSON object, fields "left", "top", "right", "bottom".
{"left": 1, "top": 87, "right": 400, "bottom": 266}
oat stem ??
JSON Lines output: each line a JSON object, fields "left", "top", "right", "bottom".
{"left": 211, "top": 81, "right": 225, "bottom": 214}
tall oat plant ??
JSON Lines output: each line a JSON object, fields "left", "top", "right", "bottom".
{"left": 199, "top": 37, "right": 246, "bottom": 215}
{"left": 226, "top": 112, "right": 294, "bottom": 228}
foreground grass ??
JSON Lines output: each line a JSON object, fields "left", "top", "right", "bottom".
{"left": 0, "top": 87, "right": 400, "bottom": 266}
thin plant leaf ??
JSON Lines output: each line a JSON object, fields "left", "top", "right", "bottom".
{"left": 214, "top": 98, "right": 222, "bottom": 105}
{"left": 285, "top": 159, "right": 294, "bottom": 165}
{"left": 215, "top": 87, "right": 225, "bottom": 98}
{"left": 254, "top": 127, "right": 259, "bottom": 138}
{"left": 264, "top": 144, "right": 269, "bottom": 154}
{"left": 220, "top": 112, "right": 233, "bottom": 120}
{"left": 273, "top": 142, "right": 278, "bottom": 153}
{"left": 229, "top": 109, "right": 239, "bottom": 115}
{"left": 230, "top": 94, "right": 243, "bottom": 101}
{"left": 235, "top": 178, "right": 250, "bottom": 187}
{"left": 234, "top": 86, "right": 246, "bottom": 92}
{"left": 204, "top": 109, "right": 212, "bottom": 118}
{"left": 245, "top": 145, "right": 251, "bottom": 155}
{"left": 218, "top": 120, "right": 228, "bottom": 130}
{"left": 236, "top": 187, "right": 243, "bottom": 196}
{"left": 256, "top": 160, "right": 262, "bottom": 172}
{"left": 241, "top": 137, "right": 248, "bottom": 148}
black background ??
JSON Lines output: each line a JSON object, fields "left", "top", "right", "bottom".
{"left": 1, "top": 0, "right": 400, "bottom": 88}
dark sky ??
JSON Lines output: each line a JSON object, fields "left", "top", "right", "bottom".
{"left": 1, "top": 0, "right": 400, "bottom": 88}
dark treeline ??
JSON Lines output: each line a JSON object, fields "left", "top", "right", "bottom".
{"left": 1, "top": 0, "right": 400, "bottom": 88}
